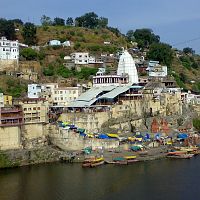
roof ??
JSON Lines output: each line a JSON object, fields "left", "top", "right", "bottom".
{"left": 98, "top": 86, "right": 142, "bottom": 100}
{"left": 67, "top": 86, "right": 116, "bottom": 107}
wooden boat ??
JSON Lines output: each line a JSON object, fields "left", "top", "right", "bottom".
{"left": 167, "top": 151, "right": 194, "bottom": 159}
{"left": 113, "top": 157, "right": 128, "bottom": 165}
{"left": 124, "top": 155, "right": 139, "bottom": 164}
{"left": 82, "top": 158, "right": 95, "bottom": 167}
{"left": 90, "top": 157, "right": 104, "bottom": 167}
{"left": 167, "top": 153, "right": 194, "bottom": 159}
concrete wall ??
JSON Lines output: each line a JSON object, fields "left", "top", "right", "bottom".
{"left": 0, "top": 126, "right": 21, "bottom": 150}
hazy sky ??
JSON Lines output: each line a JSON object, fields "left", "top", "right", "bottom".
{"left": 1, "top": 0, "right": 200, "bottom": 52}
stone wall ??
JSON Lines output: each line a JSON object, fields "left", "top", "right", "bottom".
{"left": 0, "top": 60, "right": 18, "bottom": 72}
{"left": 50, "top": 128, "right": 119, "bottom": 151}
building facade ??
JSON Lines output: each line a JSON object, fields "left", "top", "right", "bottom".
{"left": 0, "top": 37, "right": 19, "bottom": 60}
{"left": 52, "top": 87, "right": 82, "bottom": 106}
{"left": 17, "top": 98, "right": 49, "bottom": 124}
{"left": 71, "top": 52, "right": 89, "bottom": 65}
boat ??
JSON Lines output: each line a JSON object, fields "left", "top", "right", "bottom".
{"left": 124, "top": 155, "right": 139, "bottom": 164}
{"left": 166, "top": 152, "right": 194, "bottom": 159}
{"left": 82, "top": 158, "right": 95, "bottom": 167}
{"left": 90, "top": 157, "right": 105, "bottom": 167}
{"left": 113, "top": 157, "right": 128, "bottom": 165}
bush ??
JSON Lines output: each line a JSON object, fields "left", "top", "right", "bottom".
{"left": 56, "top": 65, "right": 73, "bottom": 78}
{"left": 193, "top": 118, "right": 200, "bottom": 131}
{"left": 43, "top": 64, "right": 55, "bottom": 76}
{"left": 20, "top": 48, "right": 38, "bottom": 60}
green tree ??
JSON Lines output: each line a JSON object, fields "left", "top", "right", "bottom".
{"left": 10, "top": 19, "right": 23, "bottom": 25}
{"left": 183, "top": 47, "right": 195, "bottom": 55}
{"left": 133, "top": 28, "right": 160, "bottom": 49}
{"left": 98, "top": 17, "right": 108, "bottom": 28}
{"left": 75, "top": 12, "right": 99, "bottom": 28}
{"left": 53, "top": 17, "right": 65, "bottom": 26}
{"left": 147, "top": 43, "right": 173, "bottom": 67}
{"left": 126, "top": 30, "right": 135, "bottom": 41}
{"left": 0, "top": 18, "right": 16, "bottom": 40}
{"left": 22, "top": 22, "right": 37, "bottom": 45}
{"left": 40, "top": 15, "right": 52, "bottom": 26}
{"left": 20, "top": 48, "right": 38, "bottom": 60}
{"left": 66, "top": 17, "right": 74, "bottom": 26}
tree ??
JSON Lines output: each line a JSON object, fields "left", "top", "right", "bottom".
{"left": 53, "top": 17, "right": 65, "bottom": 26}
{"left": 75, "top": 12, "right": 99, "bottom": 29}
{"left": 126, "top": 30, "right": 135, "bottom": 41}
{"left": 98, "top": 17, "right": 108, "bottom": 28}
{"left": 66, "top": 17, "right": 74, "bottom": 26}
{"left": 22, "top": 22, "right": 37, "bottom": 45}
{"left": 147, "top": 43, "right": 173, "bottom": 67}
{"left": 20, "top": 48, "right": 38, "bottom": 60}
{"left": 183, "top": 47, "right": 195, "bottom": 55}
{"left": 10, "top": 19, "right": 23, "bottom": 25}
{"left": 133, "top": 28, "right": 160, "bottom": 49}
{"left": 0, "top": 18, "right": 16, "bottom": 40}
{"left": 40, "top": 15, "right": 52, "bottom": 26}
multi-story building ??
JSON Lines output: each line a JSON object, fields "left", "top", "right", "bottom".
{"left": 16, "top": 98, "right": 49, "bottom": 124}
{"left": 52, "top": 87, "right": 82, "bottom": 106}
{"left": 71, "top": 52, "right": 89, "bottom": 65}
{"left": 0, "top": 106, "right": 23, "bottom": 127}
{"left": 147, "top": 61, "right": 167, "bottom": 77}
{"left": 0, "top": 37, "right": 19, "bottom": 60}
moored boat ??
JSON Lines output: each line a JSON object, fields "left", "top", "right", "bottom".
{"left": 82, "top": 158, "right": 95, "bottom": 167}
{"left": 113, "top": 157, "right": 128, "bottom": 165}
{"left": 90, "top": 157, "right": 104, "bottom": 167}
{"left": 124, "top": 155, "right": 139, "bottom": 164}
{"left": 166, "top": 152, "right": 194, "bottom": 159}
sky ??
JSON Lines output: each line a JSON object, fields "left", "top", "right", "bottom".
{"left": 1, "top": 0, "right": 200, "bottom": 52}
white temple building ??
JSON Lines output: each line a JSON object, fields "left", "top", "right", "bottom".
{"left": 93, "top": 50, "right": 138, "bottom": 87}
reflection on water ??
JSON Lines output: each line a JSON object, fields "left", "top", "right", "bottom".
{"left": 0, "top": 157, "right": 200, "bottom": 200}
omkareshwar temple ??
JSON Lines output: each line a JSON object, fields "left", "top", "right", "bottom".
{"left": 93, "top": 50, "right": 139, "bottom": 87}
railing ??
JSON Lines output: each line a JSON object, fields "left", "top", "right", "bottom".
{"left": 0, "top": 109, "right": 22, "bottom": 113}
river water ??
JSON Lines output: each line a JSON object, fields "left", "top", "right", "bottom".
{"left": 0, "top": 156, "right": 200, "bottom": 200}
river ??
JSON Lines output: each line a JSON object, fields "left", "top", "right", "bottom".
{"left": 0, "top": 156, "right": 200, "bottom": 200}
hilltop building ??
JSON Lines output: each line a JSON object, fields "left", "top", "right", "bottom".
{"left": 0, "top": 37, "right": 19, "bottom": 60}
{"left": 93, "top": 50, "right": 138, "bottom": 87}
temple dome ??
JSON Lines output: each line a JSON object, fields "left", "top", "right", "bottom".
{"left": 117, "top": 50, "right": 138, "bottom": 84}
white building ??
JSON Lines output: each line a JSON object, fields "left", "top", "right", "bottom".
{"left": 93, "top": 50, "right": 139, "bottom": 87}
{"left": 49, "top": 40, "right": 61, "bottom": 46}
{"left": 52, "top": 87, "right": 82, "bottom": 106}
{"left": 147, "top": 61, "right": 167, "bottom": 77}
{"left": 28, "top": 84, "right": 42, "bottom": 98}
{"left": 71, "top": 52, "right": 89, "bottom": 65}
{"left": 0, "top": 37, "right": 19, "bottom": 60}
{"left": 117, "top": 50, "right": 139, "bottom": 84}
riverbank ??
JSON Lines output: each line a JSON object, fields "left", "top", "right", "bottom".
{"left": 0, "top": 145, "right": 170, "bottom": 169}
{"left": 0, "top": 146, "right": 65, "bottom": 169}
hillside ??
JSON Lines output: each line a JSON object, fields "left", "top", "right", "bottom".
{"left": 2, "top": 24, "right": 200, "bottom": 97}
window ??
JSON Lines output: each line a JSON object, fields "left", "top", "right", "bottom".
{"left": 55, "top": 97, "right": 57, "bottom": 100}
{"left": 33, "top": 107, "right": 36, "bottom": 110}
{"left": 28, "top": 108, "right": 31, "bottom": 111}
{"left": 60, "top": 91, "right": 63, "bottom": 94}
{"left": 37, "top": 107, "right": 40, "bottom": 110}
{"left": 55, "top": 91, "right": 57, "bottom": 94}
{"left": 61, "top": 97, "right": 63, "bottom": 100}
{"left": 24, "top": 108, "right": 27, "bottom": 111}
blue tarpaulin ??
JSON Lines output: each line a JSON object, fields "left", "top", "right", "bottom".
{"left": 98, "top": 134, "right": 109, "bottom": 139}
{"left": 177, "top": 133, "right": 188, "bottom": 139}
